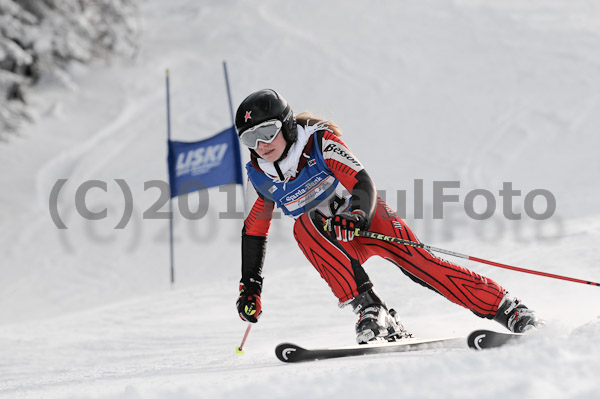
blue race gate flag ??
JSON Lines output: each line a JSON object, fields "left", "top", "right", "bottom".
{"left": 167, "top": 126, "right": 243, "bottom": 198}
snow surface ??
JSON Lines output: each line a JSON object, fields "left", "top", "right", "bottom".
{"left": 1, "top": 0, "right": 600, "bottom": 398}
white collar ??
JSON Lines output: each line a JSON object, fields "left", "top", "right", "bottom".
{"left": 257, "top": 124, "right": 312, "bottom": 182}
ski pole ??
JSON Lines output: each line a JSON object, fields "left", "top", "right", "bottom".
{"left": 355, "top": 230, "right": 600, "bottom": 287}
{"left": 235, "top": 323, "right": 252, "bottom": 355}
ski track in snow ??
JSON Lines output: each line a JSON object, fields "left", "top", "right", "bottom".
{"left": 1, "top": 0, "right": 600, "bottom": 398}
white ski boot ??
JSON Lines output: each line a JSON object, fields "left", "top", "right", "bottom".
{"left": 494, "top": 295, "right": 542, "bottom": 333}
{"left": 349, "top": 289, "right": 411, "bottom": 344}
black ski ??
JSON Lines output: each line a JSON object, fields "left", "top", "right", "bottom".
{"left": 467, "top": 329, "right": 522, "bottom": 350}
{"left": 275, "top": 337, "right": 463, "bottom": 363}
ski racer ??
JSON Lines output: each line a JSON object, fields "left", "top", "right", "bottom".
{"left": 235, "top": 89, "right": 540, "bottom": 344}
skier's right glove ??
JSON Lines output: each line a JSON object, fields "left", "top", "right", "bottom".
{"left": 236, "top": 276, "right": 263, "bottom": 323}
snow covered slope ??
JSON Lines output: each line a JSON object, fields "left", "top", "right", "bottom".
{"left": 1, "top": 0, "right": 600, "bottom": 398}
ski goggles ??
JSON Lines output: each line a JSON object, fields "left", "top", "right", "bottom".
{"left": 239, "top": 119, "right": 282, "bottom": 149}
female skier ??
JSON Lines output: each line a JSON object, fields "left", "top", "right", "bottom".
{"left": 234, "top": 89, "right": 539, "bottom": 344}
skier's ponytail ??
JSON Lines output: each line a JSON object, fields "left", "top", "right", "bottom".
{"left": 295, "top": 112, "right": 343, "bottom": 137}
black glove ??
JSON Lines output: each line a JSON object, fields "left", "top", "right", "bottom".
{"left": 330, "top": 210, "right": 368, "bottom": 242}
{"left": 236, "top": 276, "right": 263, "bottom": 323}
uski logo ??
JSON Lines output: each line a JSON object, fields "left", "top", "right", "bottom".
{"left": 175, "top": 143, "right": 229, "bottom": 177}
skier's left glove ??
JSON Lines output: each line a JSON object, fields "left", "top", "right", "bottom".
{"left": 329, "top": 210, "right": 369, "bottom": 242}
{"left": 236, "top": 276, "right": 263, "bottom": 323}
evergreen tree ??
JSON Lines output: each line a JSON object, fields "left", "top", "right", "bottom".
{"left": 0, "top": 0, "right": 139, "bottom": 139}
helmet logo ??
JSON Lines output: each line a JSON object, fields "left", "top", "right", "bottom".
{"left": 244, "top": 111, "right": 252, "bottom": 122}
